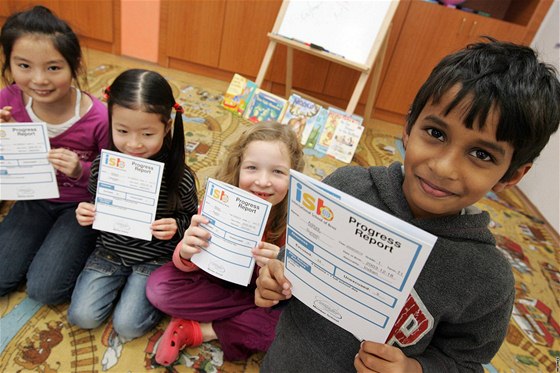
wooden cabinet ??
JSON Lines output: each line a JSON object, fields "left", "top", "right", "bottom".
{"left": 3, "top": 0, "right": 552, "bottom": 124}
{"left": 219, "top": 1, "right": 283, "bottom": 76}
{"left": 158, "top": 0, "right": 400, "bottom": 114}
{"left": 158, "top": 0, "right": 552, "bottom": 124}
{"left": 159, "top": 0, "right": 553, "bottom": 125}
{"left": 374, "top": 0, "right": 553, "bottom": 123}
{"left": 57, "top": 1, "right": 120, "bottom": 53}
{"left": 159, "top": 0, "right": 340, "bottom": 99}
{"left": 159, "top": 0, "right": 282, "bottom": 81}
{"left": 0, "top": 0, "right": 120, "bottom": 54}
{"left": 159, "top": 1, "right": 225, "bottom": 70}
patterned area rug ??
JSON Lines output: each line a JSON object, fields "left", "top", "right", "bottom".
{"left": 1, "top": 63, "right": 559, "bottom": 373}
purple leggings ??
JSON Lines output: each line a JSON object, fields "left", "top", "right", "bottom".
{"left": 146, "top": 262, "right": 281, "bottom": 361}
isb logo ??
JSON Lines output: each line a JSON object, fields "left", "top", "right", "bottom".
{"left": 295, "top": 182, "right": 334, "bottom": 221}
{"left": 103, "top": 153, "right": 126, "bottom": 168}
{"left": 208, "top": 183, "right": 229, "bottom": 203}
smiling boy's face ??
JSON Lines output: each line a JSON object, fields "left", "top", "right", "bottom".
{"left": 401, "top": 85, "right": 531, "bottom": 219}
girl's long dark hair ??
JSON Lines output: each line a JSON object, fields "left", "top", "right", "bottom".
{"left": 106, "top": 69, "right": 192, "bottom": 211}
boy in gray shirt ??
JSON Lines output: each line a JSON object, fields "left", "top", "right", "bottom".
{"left": 255, "top": 39, "right": 560, "bottom": 373}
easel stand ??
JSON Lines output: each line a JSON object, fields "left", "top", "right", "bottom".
{"left": 254, "top": 0, "right": 398, "bottom": 121}
{"left": 256, "top": 31, "right": 390, "bottom": 121}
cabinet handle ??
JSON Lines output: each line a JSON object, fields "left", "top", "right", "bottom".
{"left": 458, "top": 18, "right": 466, "bottom": 35}
{"left": 469, "top": 21, "right": 478, "bottom": 36}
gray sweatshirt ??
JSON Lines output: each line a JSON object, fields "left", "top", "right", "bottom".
{"left": 261, "top": 162, "right": 515, "bottom": 373}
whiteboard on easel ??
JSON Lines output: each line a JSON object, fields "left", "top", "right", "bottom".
{"left": 276, "top": 0, "right": 396, "bottom": 66}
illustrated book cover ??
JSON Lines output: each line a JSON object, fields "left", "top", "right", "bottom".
{"left": 302, "top": 107, "right": 329, "bottom": 156}
{"left": 281, "top": 94, "right": 324, "bottom": 145}
{"left": 243, "top": 88, "right": 288, "bottom": 124}
{"left": 326, "top": 117, "right": 364, "bottom": 163}
{"left": 314, "top": 107, "right": 363, "bottom": 156}
{"left": 221, "top": 73, "right": 257, "bottom": 116}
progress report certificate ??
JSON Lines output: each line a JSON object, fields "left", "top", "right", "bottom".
{"left": 92, "top": 149, "right": 164, "bottom": 241}
{"left": 0, "top": 122, "right": 59, "bottom": 200}
{"left": 286, "top": 170, "right": 437, "bottom": 342}
{"left": 192, "top": 178, "right": 272, "bottom": 286}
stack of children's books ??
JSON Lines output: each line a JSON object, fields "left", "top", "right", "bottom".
{"left": 222, "top": 73, "right": 364, "bottom": 164}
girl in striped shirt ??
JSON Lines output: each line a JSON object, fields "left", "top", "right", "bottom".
{"left": 68, "top": 69, "right": 198, "bottom": 341}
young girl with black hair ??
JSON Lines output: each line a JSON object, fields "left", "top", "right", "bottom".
{"left": 0, "top": 5, "right": 109, "bottom": 304}
{"left": 68, "top": 69, "right": 198, "bottom": 340}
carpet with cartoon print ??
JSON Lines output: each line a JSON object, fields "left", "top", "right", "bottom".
{"left": 1, "top": 63, "right": 559, "bottom": 373}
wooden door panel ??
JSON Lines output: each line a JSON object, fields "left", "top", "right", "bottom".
{"left": 58, "top": 1, "right": 113, "bottom": 43}
{"left": 375, "top": 0, "right": 533, "bottom": 117}
{"left": 376, "top": 2, "right": 470, "bottom": 115}
{"left": 218, "top": 0, "right": 281, "bottom": 77}
{"left": 164, "top": 0, "right": 226, "bottom": 67}
{"left": 1, "top": 0, "right": 35, "bottom": 17}
{"left": 1, "top": 1, "right": 59, "bottom": 21}
{"left": 0, "top": 0, "right": 117, "bottom": 53}
{"left": 465, "top": 16, "right": 526, "bottom": 44}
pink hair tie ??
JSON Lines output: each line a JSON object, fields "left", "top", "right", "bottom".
{"left": 173, "top": 102, "right": 184, "bottom": 114}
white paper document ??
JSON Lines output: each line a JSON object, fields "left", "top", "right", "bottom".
{"left": 0, "top": 122, "right": 59, "bottom": 200}
{"left": 286, "top": 170, "right": 437, "bottom": 342}
{"left": 192, "top": 178, "right": 272, "bottom": 286}
{"left": 92, "top": 149, "right": 164, "bottom": 241}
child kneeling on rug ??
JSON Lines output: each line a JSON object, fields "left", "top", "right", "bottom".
{"left": 255, "top": 38, "right": 560, "bottom": 373}
{"left": 146, "top": 122, "right": 304, "bottom": 364}
{"left": 68, "top": 69, "right": 198, "bottom": 341}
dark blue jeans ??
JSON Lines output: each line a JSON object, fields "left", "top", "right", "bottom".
{"left": 0, "top": 200, "right": 98, "bottom": 304}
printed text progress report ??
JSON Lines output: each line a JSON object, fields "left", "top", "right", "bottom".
{"left": 92, "top": 149, "right": 164, "bottom": 241}
{"left": 286, "top": 170, "right": 437, "bottom": 342}
{"left": 192, "top": 178, "right": 272, "bottom": 286}
{"left": 0, "top": 122, "right": 59, "bottom": 200}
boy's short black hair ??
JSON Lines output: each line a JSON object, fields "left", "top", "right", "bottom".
{"left": 406, "top": 37, "right": 560, "bottom": 181}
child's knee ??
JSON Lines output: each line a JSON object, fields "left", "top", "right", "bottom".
{"left": 27, "top": 289, "right": 66, "bottom": 305}
{"left": 111, "top": 319, "right": 143, "bottom": 341}
{"left": 67, "top": 303, "right": 107, "bottom": 330}
{"left": 0, "top": 279, "right": 18, "bottom": 297}
{"left": 26, "top": 281, "right": 68, "bottom": 305}
{"left": 112, "top": 310, "right": 160, "bottom": 340}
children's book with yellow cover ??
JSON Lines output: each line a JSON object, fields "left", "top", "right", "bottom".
{"left": 221, "top": 74, "right": 257, "bottom": 116}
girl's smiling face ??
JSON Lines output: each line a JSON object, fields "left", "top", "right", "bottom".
{"left": 10, "top": 34, "right": 73, "bottom": 107}
{"left": 111, "top": 105, "right": 169, "bottom": 159}
{"left": 238, "top": 140, "right": 291, "bottom": 207}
